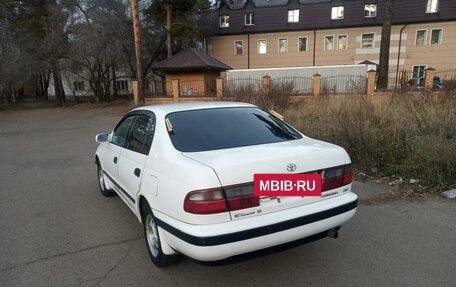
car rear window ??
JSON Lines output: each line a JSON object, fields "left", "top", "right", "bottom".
{"left": 166, "top": 107, "right": 302, "bottom": 152}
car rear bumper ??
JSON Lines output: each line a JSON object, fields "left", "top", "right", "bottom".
{"left": 154, "top": 192, "right": 358, "bottom": 262}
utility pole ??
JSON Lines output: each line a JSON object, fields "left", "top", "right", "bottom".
{"left": 131, "top": 0, "right": 145, "bottom": 105}
{"left": 377, "top": 0, "right": 394, "bottom": 90}
{"left": 166, "top": 2, "right": 173, "bottom": 58}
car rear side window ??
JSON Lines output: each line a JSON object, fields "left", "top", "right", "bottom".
{"left": 167, "top": 107, "right": 302, "bottom": 152}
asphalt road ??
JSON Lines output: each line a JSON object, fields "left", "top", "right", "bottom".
{"left": 0, "top": 102, "right": 455, "bottom": 287}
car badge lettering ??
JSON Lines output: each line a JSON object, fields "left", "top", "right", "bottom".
{"left": 286, "top": 163, "right": 297, "bottom": 172}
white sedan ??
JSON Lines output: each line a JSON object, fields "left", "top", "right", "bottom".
{"left": 94, "top": 102, "right": 357, "bottom": 267}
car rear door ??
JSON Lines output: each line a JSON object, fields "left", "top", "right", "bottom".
{"left": 116, "top": 113, "right": 155, "bottom": 208}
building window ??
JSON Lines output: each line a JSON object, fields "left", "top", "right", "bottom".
{"left": 220, "top": 15, "right": 229, "bottom": 27}
{"left": 430, "top": 29, "right": 442, "bottom": 45}
{"left": 278, "top": 38, "right": 288, "bottom": 53}
{"left": 324, "top": 36, "right": 334, "bottom": 51}
{"left": 338, "top": 35, "right": 347, "bottom": 50}
{"left": 331, "top": 6, "right": 344, "bottom": 20}
{"left": 234, "top": 40, "right": 244, "bottom": 55}
{"left": 116, "top": 80, "right": 128, "bottom": 91}
{"left": 361, "top": 33, "right": 375, "bottom": 48}
{"left": 258, "top": 40, "right": 267, "bottom": 54}
{"left": 288, "top": 9, "right": 299, "bottom": 23}
{"left": 413, "top": 65, "right": 426, "bottom": 78}
{"left": 298, "top": 37, "right": 308, "bottom": 52}
{"left": 426, "top": 0, "right": 439, "bottom": 13}
{"left": 73, "top": 81, "right": 84, "bottom": 91}
{"left": 245, "top": 12, "right": 254, "bottom": 26}
{"left": 364, "top": 4, "right": 377, "bottom": 17}
{"left": 415, "top": 30, "right": 427, "bottom": 46}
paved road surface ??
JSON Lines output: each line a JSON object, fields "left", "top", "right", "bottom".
{"left": 0, "top": 103, "right": 454, "bottom": 287}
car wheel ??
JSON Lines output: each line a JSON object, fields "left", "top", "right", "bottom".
{"left": 96, "top": 161, "right": 116, "bottom": 197}
{"left": 142, "top": 203, "right": 179, "bottom": 267}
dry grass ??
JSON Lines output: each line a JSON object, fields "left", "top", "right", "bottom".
{"left": 283, "top": 92, "right": 456, "bottom": 190}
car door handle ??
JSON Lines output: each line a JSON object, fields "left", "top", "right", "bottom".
{"left": 134, "top": 168, "right": 141, "bottom": 177}
{"left": 113, "top": 157, "right": 118, "bottom": 164}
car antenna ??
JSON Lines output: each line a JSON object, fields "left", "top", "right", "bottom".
{"left": 269, "top": 110, "right": 284, "bottom": 121}
{"left": 165, "top": 118, "right": 174, "bottom": 133}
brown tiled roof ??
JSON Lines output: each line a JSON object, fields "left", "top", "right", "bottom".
{"left": 220, "top": 0, "right": 330, "bottom": 9}
{"left": 152, "top": 48, "right": 231, "bottom": 71}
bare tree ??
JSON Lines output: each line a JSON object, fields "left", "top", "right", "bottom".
{"left": 376, "top": 0, "right": 394, "bottom": 90}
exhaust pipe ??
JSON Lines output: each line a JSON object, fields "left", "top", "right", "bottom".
{"left": 327, "top": 228, "right": 339, "bottom": 239}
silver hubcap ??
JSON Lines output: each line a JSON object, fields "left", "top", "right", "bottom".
{"left": 98, "top": 167, "right": 105, "bottom": 190}
{"left": 145, "top": 214, "right": 159, "bottom": 257}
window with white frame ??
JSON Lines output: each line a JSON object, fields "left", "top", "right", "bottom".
{"left": 415, "top": 30, "right": 427, "bottom": 46}
{"left": 298, "top": 37, "right": 308, "bottom": 52}
{"left": 338, "top": 35, "right": 347, "bottom": 50}
{"left": 220, "top": 15, "right": 229, "bottom": 27}
{"left": 364, "top": 4, "right": 377, "bottom": 17}
{"left": 361, "top": 33, "right": 375, "bottom": 48}
{"left": 245, "top": 12, "right": 254, "bottom": 26}
{"left": 73, "top": 81, "right": 84, "bottom": 91}
{"left": 331, "top": 6, "right": 344, "bottom": 20}
{"left": 278, "top": 38, "right": 288, "bottom": 53}
{"left": 426, "top": 0, "right": 439, "bottom": 13}
{"left": 413, "top": 65, "right": 426, "bottom": 78}
{"left": 258, "top": 40, "right": 267, "bottom": 54}
{"left": 288, "top": 9, "right": 299, "bottom": 23}
{"left": 324, "top": 36, "right": 334, "bottom": 51}
{"left": 430, "top": 29, "right": 442, "bottom": 45}
{"left": 116, "top": 80, "right": 128, "bottom": 91}
{"left": 234, "top": 40, "right": 244, "bottom": 55}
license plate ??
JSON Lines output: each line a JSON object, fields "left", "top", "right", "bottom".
{"left": 254, "top": 174, "right": 322, "bottom": 197}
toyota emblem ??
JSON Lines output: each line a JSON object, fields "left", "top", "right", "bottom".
{"left": 286, "top": 163, "right": 297, "bottom": 172}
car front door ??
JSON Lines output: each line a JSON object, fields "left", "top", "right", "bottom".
{"left": 116, "top": 113, "right": 155, "bottom": 208}
{"left": 101, "top": 114, "right": 137, "bottom": 188}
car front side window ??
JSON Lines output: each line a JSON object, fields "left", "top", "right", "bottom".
{"left": 125, "top": 114, "right": 155, "bottom": 155}
{"left": 112, "top": 115, "right": 136, "bottom": 147}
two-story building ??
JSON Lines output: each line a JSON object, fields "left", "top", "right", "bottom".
{"left": 200, "top": 0, "right": 456, "bottom": 80}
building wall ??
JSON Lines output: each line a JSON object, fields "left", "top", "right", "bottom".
{"left": 207, "top": 21, "right": 456, "bottom": 71}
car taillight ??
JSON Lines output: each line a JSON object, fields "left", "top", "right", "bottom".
{"left": 184, "top": 184, "right": 259, "bottom": 215}
{"left": 225, "top": 184, "right": 260, "bottom": 211}
{"left": 322, "top": 164, "right": 352, "bottom": 192}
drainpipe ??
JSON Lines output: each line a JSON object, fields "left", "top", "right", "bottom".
{"left": 247, "top": 34, "right": 250, "bottom": 69}
{"left": 395, "top": 24, "right": 408, "bottom": 89}
{"left": 313, "top": 29, "right": 316, "bottom": 66}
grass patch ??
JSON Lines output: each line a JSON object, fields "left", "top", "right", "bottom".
{"left": 283, "top": 92, "right": 456, "bottom": 190}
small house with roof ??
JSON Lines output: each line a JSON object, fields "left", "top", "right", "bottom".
{"left": 151, "top": 48, "right": 231, "bottom": 97}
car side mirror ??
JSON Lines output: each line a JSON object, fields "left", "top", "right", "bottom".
{"left": 95, "top": 133, "right": 111, "bottom": 143}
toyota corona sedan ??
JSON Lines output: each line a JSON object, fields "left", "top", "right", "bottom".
{"left": 94, "top": 102, "right": 358, "bottom": 267}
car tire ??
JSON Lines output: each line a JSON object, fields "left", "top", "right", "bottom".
{"left": 96, "top": 161, "right": 116, "bottom": 197}
{"left": 141, "top": 202, "right": 180, "bottom": 267}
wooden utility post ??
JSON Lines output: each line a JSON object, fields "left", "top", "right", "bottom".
{"left": 166, "top": 3, "right": 173, "bottom": 58}
{"left": 131, "top": 0, "right": 145, "bottom": 105}
{"left": 376, "top": 0, "right": 394, "bottom": 90}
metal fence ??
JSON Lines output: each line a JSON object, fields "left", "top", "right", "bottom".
{"left": 321, "top": 74, "right": 367, "bottom": 94}
{"left": 271, "top": 76, "right": 313, "bottom": 95}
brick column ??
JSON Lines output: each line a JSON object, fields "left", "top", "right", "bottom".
{"left": 424, "top": 67, "right": 436, "bottom": 91}
{"left": 313, "top": 73, "right": 321, "bottom": 97}
{"left": 367, "top": 70, "right": 376, "bottom": 97}
{"left": 132, "top": 80, "right": 139, "bottom": 106}
{"left": 172, "top": 79, "right": 180, "bottom": 102}
{"left": 148, "top": 80, "right": 156, "bottom": 96}
{"left": 263, "top": 75, "right": 271, "bottom": 97}
{"left": 216, "top": 77, "right": 224, "bottom": 101}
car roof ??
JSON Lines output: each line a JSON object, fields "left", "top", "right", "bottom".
{"left": 132, "top": 101, "right": 257, "bottom": 115}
